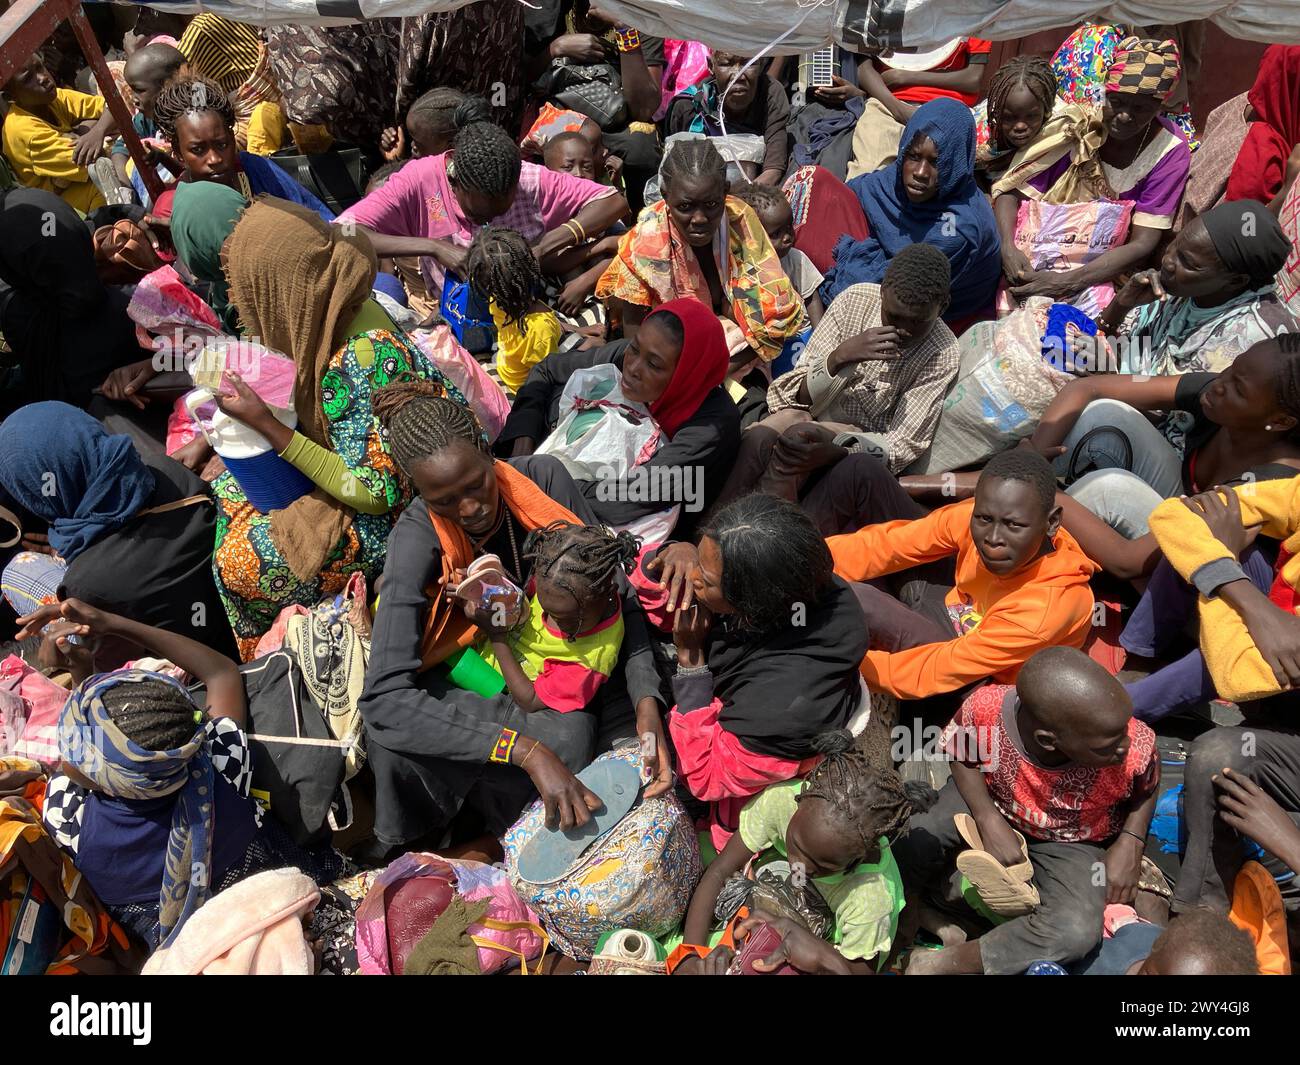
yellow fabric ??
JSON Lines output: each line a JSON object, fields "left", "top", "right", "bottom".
{"left": 245, "top": 101, "right": 287, "bottom": 156}
{"left": 491, "top": 302, "right": 562, "bottom": 392}
{"left": 289, "top": 123, "right": 335, "bottom": 154}
{"left": 476, "top": 593, "right": 624, "bottom": 691}
{"left": 1, "top": 89, "right": 105, "bottom": 213}
{"left": 1147, "top": 476, "right": 1300, "bottom": 702}
{"left": 280, "top": 431, "right": 387, "bottom": 513}
{"left": 177, "top": 13, "right": 263, "bottom": 96}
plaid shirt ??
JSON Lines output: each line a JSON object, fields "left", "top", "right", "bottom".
{"left": 767, "top": 283, "right": 959, "bottom": 472}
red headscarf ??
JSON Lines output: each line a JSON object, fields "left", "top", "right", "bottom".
{"left": 642, "top": 298, "right": 728, "bottom": 440}
{"left": 1226, "top": 46, "right": 1300, "bottom": 205}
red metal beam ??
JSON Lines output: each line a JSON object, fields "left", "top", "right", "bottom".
{"left": 0, "top": 0, "right": 78, "bottom": 85}
{"left": 67, "top": 4, "right": 165, "bottom": 200}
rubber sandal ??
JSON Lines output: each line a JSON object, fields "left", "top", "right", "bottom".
{"left": 953, "top": 813, "right": 1040, "bottom": 917}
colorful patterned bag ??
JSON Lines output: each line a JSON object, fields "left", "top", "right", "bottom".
{"left": 503, "top": 745, "right": 701, "bottom": 960}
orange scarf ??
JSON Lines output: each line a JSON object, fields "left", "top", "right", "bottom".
{"left": 420, "top": 461, "right": 581, "bottom": 669}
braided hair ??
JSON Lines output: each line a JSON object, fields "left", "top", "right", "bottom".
{"left": 465, "top": 225, "right": 544, "bottom": 331}
{"left": 1268, "top": 332, "right": 1300, "bottom": 442}
{"left": 447, "top": 97, "right": 521, "bottom": 197}
{"left": 660, "top": 137, "right": 727, "bottom": 195}
{"left": 985, "top": 55, "right": 1057, "bottom": 144}
{"left": 372, "top": 374, "right": 489, "bottom": 476}
{"left": 522, "top": 520, "right": 641, "bottom": 606}
{"left": 153, "top": 74, "right": 236, "bottom": 141}
{"left": 799, "top": 726, "right": 912, "bottom": 861}
{"left": 102, "top": 677, "right": 202, "bottom": 752}
{"left": 407, "top": 86, "right": 469, "bottom": 142}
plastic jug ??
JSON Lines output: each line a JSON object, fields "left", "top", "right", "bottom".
{"left": 184, "top": 386, "right": 313, "bottom": 513}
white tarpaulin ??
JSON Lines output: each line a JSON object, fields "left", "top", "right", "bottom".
{"left": 110, "top": 0, "right": 1300, "bottom": 50}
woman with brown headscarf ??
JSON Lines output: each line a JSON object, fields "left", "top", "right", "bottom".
{"left": 204, "top": 195, "right": 469, "bottom": 658}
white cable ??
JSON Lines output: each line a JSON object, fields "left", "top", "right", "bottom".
{"left": 716, "top": 0, "right": 838, "bottom": 139}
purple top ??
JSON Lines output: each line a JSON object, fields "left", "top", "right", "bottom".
{"left": 1027, "top": 115, "right": 1190, "bottom": 227}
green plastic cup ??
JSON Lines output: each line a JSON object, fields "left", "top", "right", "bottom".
{"left": 444, "top": 645, "right": 506, "bottom": 697}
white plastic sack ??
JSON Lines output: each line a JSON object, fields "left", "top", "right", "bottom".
{"left": 534, "top": 364, "right": 679, "bottom": 544}
{"left": 904, "top": 297, "right": 1071, "bottom": 475}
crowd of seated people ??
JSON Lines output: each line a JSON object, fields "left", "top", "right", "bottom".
{"left": 2, "top": 9, "right": 1298, "bottom": 979}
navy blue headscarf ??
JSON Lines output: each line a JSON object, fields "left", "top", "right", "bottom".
{"left": 821, "top": 98, "right": 1001, "bottom": 321}
{"left": 0, "top": 402, "right": 156, "bottom": 561}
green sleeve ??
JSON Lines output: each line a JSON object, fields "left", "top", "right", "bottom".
{"left": 280, "top": 431, "right": 389, "bottom": 514}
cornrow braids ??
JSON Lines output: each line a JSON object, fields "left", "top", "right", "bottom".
{"left": 153, "top": 74, "right": 236, "bottom": 141}
{"left": 465, "top": 225, "right": 544, "bottom": 330}
{"left": 800, "top": 726, "right": 912, "bottom": 860}
{"left": 986, "top": 55, "right": 1057, "bottom": 141}
{"left": 448, "top": 99, "right": 521, "bottom": 197}
{"left": 1268, "top": 333, "right": 1300, "bottom": 442}
{"left": 660, "top": 137, "right": 727, "bottom": 194}
{"left": 729, "top": 180, "right": 787, "bottom": 216}
{"left": 372, "top": 373, "right": 489, "bottom": 475}
{"left": 102, "top": 677, "right": 201, "bottom": 752}
{"left": 407, "top": 86, "right": 467, "bottom": 138}
{"left": 522, "top": 520, "right": 641, "bottom": 606}
{"left": 882, "top": 242, "right": 951, "bottom": 310}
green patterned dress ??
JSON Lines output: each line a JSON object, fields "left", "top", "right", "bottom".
{"left": 212, "top": 324, "right": 464, "bottom": 658}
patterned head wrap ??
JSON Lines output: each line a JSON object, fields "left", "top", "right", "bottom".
{"left": 59, "top": 669, "right": 213, "bottom": 947}
{"left": 1104, "top": 36, "right": 1182, "bottom": 102}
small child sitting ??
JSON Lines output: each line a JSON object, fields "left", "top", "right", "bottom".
{"left": 676, "top": 727, "right": 911, "bottom": 973}
{"left": 465, "top": 225, "right": 565, "bottom": 392}
{"left": 898, "top": 647, "right": 1159, "bottom": 975}
{"left": 732, "top": 182, "right": 824, "bottom": 327}
{"left": 111, "top": 43, "right": 189, "bottom": 196}
{"left": 541, "top": 131, "right": 624, "bottom": 319}
{"left": 830, "top": 449, "right": 1097, "bottom": 701}
{"left": 474, "top": 521, "right": 639, "bottom": 712}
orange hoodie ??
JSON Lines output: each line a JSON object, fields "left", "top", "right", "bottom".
{"left": 827, "top": 498, "right": 1098, "bottom": 699}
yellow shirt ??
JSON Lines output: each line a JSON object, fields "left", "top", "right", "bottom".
{"left": 244, "top": 100, "right": 287, "bottom": 156}
{"left": 2, "top": 88, "right": 105, "bottom": 213}
{"left": 490, "top": 301, "right": 562, "bottom": 393}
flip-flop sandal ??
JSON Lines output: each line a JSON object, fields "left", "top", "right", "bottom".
{"left": 953, "top": 813, "right": 1040, "bottom": 917}
{"left": 1138, "top": 856, "right": 1173, "bottom": 900}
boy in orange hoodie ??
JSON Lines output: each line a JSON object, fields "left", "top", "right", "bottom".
{"left": 828, "top": 449, "right": 1097, "bottom": 700}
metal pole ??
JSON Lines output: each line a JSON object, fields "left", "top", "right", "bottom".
{"left": 66, "top": 2, "right": 165, "bottom": 202}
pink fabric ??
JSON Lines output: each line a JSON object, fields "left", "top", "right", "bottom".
{"left": 669, "top": 699, "right": 817, "bottom": 850}
{"left": 127, "top": 264, "right": 222, "bottom": 350}
{"left": 629, "top": 545, "right": 673, "bottom": 631}
{"left": 142, "top": 868, "right": 320, "bottom": 975}
{"left": 253, "top": 603, "right": 312, "bottom": 657}
{"left": 533, "top": 658, "right": 608, "bottom": 713}
{"left": 657, "top": 40, "right": 712, "bottom": 120}
{"left": 412, "top": 326, "right": 512, "bottom": 441}
{"left": 355, "top": 852, "right": 544, "bottom": 975}
{"left": 337, "top": 153, "right": 616, "bottom": 294}
{"left": 0, "top": 655, "right": 69, "bottom": 767}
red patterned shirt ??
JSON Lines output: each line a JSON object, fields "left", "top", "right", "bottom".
{"left": 940, "top": 684, "right": 1159, "bottom": 843}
